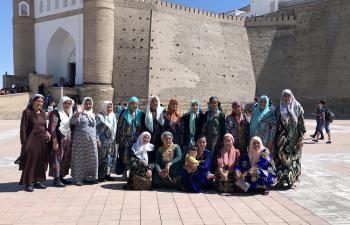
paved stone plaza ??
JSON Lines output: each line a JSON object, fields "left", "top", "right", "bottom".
{"left": 0, "top": 119, "right": 349, "bottom": 225}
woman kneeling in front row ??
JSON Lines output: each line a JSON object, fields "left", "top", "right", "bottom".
{"left": 235, "top": 136, "right": 276, "bottom": 195}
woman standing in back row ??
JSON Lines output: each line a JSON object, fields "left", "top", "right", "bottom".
{"left": 19, "top": 94, "right": 50, "bottom": 192}
{"left": 274, "top": 89, "right": 305, "bottom": 188}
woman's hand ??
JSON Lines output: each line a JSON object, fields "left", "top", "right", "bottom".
{"left": 267, "top": 141, "right": 274, "bottom": 151}
{"left": 52, "top": 139, "right": 58, "bottom": 151}
{"left": 165, "top": 162, "right": 172, "bottom": 171}
{"left": 235, "top": 171, "right": 241, "bottom": 179}
{"left": 298, "top": 141, "right": 303, "bottom": 148}
{"left": 46, "top": 131, "right": 51, "bottom": 141}
{"left": 145, "top": 170, "right": 152, "bottom": 178}
{"left": 160, "top": 170, "right": 168, "bottom": 178}
{"left": 96, "top": 139, "right": 101, "bottom": 148}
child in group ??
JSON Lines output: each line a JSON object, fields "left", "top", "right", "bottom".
{"left": 185, "top": 147, "right": 201, "bottom": 167}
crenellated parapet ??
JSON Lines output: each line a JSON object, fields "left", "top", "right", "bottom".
{"left": 116, "top": 0, "right": 246, "bottom": 24}
{"left": 245, "top": 14, "right": 297, "bottom": 27}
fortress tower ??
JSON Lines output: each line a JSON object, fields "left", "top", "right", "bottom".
{"left": 79, "top": 0, "right": 115, "bottom": 110}
{"left": 12, "top": 0, "right": 35, "bottom": 77}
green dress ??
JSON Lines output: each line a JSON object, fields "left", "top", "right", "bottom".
{"left": 274, "top": 105, "right": 306, "bottom": 188}
{"left": 153, "top": 144, "right": 182, "bottom": 188}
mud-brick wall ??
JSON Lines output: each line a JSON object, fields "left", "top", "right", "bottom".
{"left": 148, "top": 4, "right": 256, "bottom": 106}
{"left": 113, "top": 0, "right": 152, "bottom": 102}
{"left": 247, "top": 0, "right": 350, "bottom": 116}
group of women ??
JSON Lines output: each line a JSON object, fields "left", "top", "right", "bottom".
{"left": 18, "top": 89, "right": 306, "bottom": 195}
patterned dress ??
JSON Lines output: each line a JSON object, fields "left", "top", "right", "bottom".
{"left": 180, "top": 149, "right": 212, "bottom": 193}
{"left": 225, "top": 114, "right": 250, "bottom": 154}
{"left": 235, "top": 148, "right": 276, "bottom": 190}
{"left": 70, "top": 114, "right": 98, "bottom": 182}
{"left": 117, "top": 111, "right": 143, "bottom": 167}
{"left": 96, "top": 113, "right": 117, "bottom": 179}
{"left": 250, "top": 111, "right": 277, "bottom": 148}
{"left": 274, "top": 106, "right": 306, "bottom": 187}
{"left": 48, "top": 110, "right": 72, "bottom": 178}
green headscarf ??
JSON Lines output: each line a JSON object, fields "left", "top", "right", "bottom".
{"left": 250, "top": 95, "right": 270, "bottom": 136}
{"left": 124, "top": 96, "right": 142, "bottom": 127}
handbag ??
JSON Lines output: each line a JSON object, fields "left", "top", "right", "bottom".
{"left": 234, "top": 179, "right": 251, "bottom": 192}
{"left": 132, "top": 174, "right": 152, "bottom": 190}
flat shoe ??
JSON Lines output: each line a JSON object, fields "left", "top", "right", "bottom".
{"left": 53, "top": 178, "right": 65, "bottom": 187}
{"left": 34, "top": 182, "right": 47, "bottom": 189}
{"left": 326, "top": 141, "right": 332, "bottom": 144}
{"left": 25, "top": 185, "right": 34, "bottom": 192}
{"left": 60, "top": 177, "right": 72, "bottom": 185}
{"left": 75, "top": 182, "right": 83, "bottom": 186}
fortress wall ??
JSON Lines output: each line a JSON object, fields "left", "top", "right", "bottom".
{"left": 113, "top": 1, "right": 152, "bottom": 102}
{"left": 148, "top": 4, "right": 255, "bottom": 106}
{"left": 247, "top": 0, "right": 350, "bottom": 116}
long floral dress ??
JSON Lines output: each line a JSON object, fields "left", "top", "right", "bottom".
{"left": 274, "top": 106, "right": 306, "bottom": 187}
{"left": 180, "top": 149, "right": 212, "bottom": 193}
{"left": 96, "top": 113, "right": 117, "bottom": 179}
{"left": 235, "top": 148, "right": 276, "bottom": 190}
{"left": 48, "top": 110, "right": 72, "bottom": 179}
{"left": 116, "top": 110, "right": 143, "bottom": 170}
{"left": 70, "top": 114, "right": 98, "bottom": 182}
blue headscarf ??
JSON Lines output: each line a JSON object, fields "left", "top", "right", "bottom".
{"left": 250, "top": 95, "right": 270, "bottom": 136}
{"left": 124, "top": 96, "right": 142, "bottom": 127}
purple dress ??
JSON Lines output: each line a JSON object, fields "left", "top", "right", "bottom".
{"left": 180, "top": 149, "right": 212, "bottom": 193}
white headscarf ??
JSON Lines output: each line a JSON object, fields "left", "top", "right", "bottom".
{"left": 57, "top": 96, "right": 75, "bottom": 136}
{"left": 248, "top": 136, "right": 264, "bottom": 167}
{"left": 98, "top": 101, "right": 117, "bottom": 139}
{"left": 82, "top": 97, "right": 95, "bottom": 122}
{"left": 145, "top": 95, "right": 164, "bottom": 132}
{"left": 131, "top": 131, "right": 154, "bottom": 162}
{"left": 280, "top": 89, "right": 303, "bottom": 123}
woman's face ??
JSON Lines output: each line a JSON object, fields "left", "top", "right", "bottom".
{"left": 33, "top": 97, "right": 44, "bottom": 111}
{"left": 150, "top": 97, "right": 158, "bottom": 112}
{"left": 129, "top": 101, "right": 138, "bottom": 112}
{"left": 283, "top": 94, "right": 291, "bottom": 103}
{"left": 209, "top": 99, "right": 218, "bottom": 111}
{"left": 192, "top": 103, "right": 199, "bottom": 113}
{"left": 169, "top": 102, "right": 178, "bottom": 112}
{"left": 106, "top": 103, "right": 113, "bottom": 114}
{"left": 232, "top": 104, "right": 241, "bottom": 115}
{"left": 252, "top": 140, "right": 261, "bottom": 151}
{"left": 196, "top": 137, "right": 207, "bottom": 151}
{"left": 84, "top": 99, "right": 92, "bottom": 111}
{"left": 162, "top": 135, "right": 173, "bottom": 147}
{"left": 142, "top": 134, "right": 151, "bottom": 144}
{"left": 63, "top": 100, "right": 72, "bottom": 112}
{"left": 223, "top": 136, "right": 233, "bottom": 149}
{"left": 259, "top": 100, "right": 266, "bottom": 110}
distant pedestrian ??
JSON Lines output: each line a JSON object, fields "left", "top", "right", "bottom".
{"left": 313, "top": 101, "right": 333, "bottom": 144}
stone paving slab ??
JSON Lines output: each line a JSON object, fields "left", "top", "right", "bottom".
{"left": 0, "top": 120, "right": 349, "bottom": 224}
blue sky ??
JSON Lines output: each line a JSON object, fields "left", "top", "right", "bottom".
{"left": 0, "top": 0, "right": 250, "bottom": 88}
